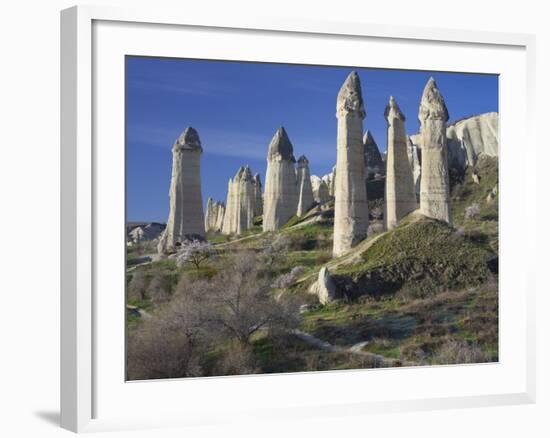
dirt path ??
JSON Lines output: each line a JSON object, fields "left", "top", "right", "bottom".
{"left": 292, "top": 329, "right": 413, "bottom": 367}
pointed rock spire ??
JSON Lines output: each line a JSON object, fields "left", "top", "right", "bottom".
{"left": 296, "top": 154, "right": 314, "bottom": 217}
{"left": 419, "top": 78, "right": 449, "bottom": 122}
{"left": 336, "top": 71, "right": 366, "bottom": 118}
{"left": 384, "top": 95, "right": 406, "bottom": 121}
{"left": 363, "top": 130, "right": 384, "bottom": 179}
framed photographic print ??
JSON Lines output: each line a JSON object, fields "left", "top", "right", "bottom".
{"left": 61, "top": 5, "right": 536, "bottom": 433}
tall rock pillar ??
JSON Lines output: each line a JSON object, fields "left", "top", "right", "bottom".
{"left": 157, "top": 127, "right": 205, "bottom": 254}
{"left": 234, "top": 166, "right": 256, "bottom": 234}
{"left": 263, "top": 127, "right": 298, "bottom": 231}
{"left": 221, "top": 178, "right": 235, "bottom": 235}
{"left": 296, "top": 155, "right": 314, "bottom": 217}
{"left": 253, "top": 173, "right": 263, "bottom": 216}
{"left": 384, "top": 96, "right": 417, "bottom": 230}
{"left": 418, "top": 78, "right": 452, "bottom": 224}
{"left": 333, "top": 71, "right": 368, "bottom": 257}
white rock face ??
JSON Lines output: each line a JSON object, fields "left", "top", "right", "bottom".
{"left": 309, "top": 267, "right": 337, "bottom": 305}
{"left": 296, "top": 155, "right": 315, "bottom": 217}
{"left": 263, "top": 127, "right": 298, "bottom": 231}
{"left": 364, "top": 130, "right": 385, "bottom": 179}
{"left": 384, "top": 96, "right": 417, "bottom": 230}
{"left": 235, "top": 166, "right": 256, "bottom": 234}
{"left": 409, "top": 112, "right": 499, "bottom": 179}
{"left": 311, "top": 175, "right": 331, "bottom": 204}
{"left": 333, "top": 71, "right": 369, "bottom": 257}
{"left": 158, "top": 127, "right": 205, "bottom": 254}
{"left": 221, "top": 166, "right": 256, "bottom": 235}
{"left": 215, "top": 202, "right": 225, "bottom": 231}
{"left": 447, "top": 112, "right": 499, "bottom": 169}
{"left": 407, "top": 137, "right": 422, "bottom": 196}
{"left": 418, "top": 78, "right": 452, "bottom": 225}
{"left": 322, "top": 166, "right": 336, "bottom": 197}
{"left": 204, "top": 198, "right": 225, "bottom": 232}
{"left": 221, "top": 178, "right": 235, "bottom": 235}
{"left": 253, "top": 173, "right": 263, "bottom": 216}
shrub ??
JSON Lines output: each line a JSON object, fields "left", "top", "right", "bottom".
{"left": 464, "top": 203, "right": 481, "bottom": 220}
{"left": 272, "top": 266, "right": 306, "bottom": 289}
{"left": 432, "top": 339, "right": 491, "bottom": 365}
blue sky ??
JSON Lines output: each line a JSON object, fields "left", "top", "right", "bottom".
{"left": 126, "top": 56, "right": 498, "bottom": 222}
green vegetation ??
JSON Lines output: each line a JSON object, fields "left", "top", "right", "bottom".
{"left": 336, "top": 217, "right": 492, "bottom": 298}
{"left": 126, "top": 158, "right": 499, "bottom": 377}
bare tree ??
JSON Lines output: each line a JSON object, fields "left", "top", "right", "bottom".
{"left": 176, "top": 239, "right": 214, "bottom": 271}
{"left": 205, "top": 252, "right": 300, "bottom": 345}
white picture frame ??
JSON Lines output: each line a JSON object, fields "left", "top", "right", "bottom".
{"left": 60, "top": 4, "right": 536, "bottom": 433}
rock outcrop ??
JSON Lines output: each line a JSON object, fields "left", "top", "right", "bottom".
{"left": 221, "top": 177, "right": 235, "bottom": 235}
{"left": 333, "top": 71, "right": 369, "bottom": 257}
{"left": 384, "top": 96, "right": 417, "bottom": 230}
{"left": 221, "top": 166, "right": 256, "bottom": 235}
{"left": 446, "top": 112, "right": 498, "bottom": 170}
{"left": 204, "top": 198, "right": 225, "bottom": 233}
{"left": 310, "top": 175, "right": 331, "bottom": 204}
{"left": 408, "top": 112, "right": 499, "bottom": 183}
{"left": 296, "top": 155, "right": 315, "bottom": 217}
{"left": 128, "top": 223, "right": 166, "bottom": 243}
{"left": 418, "top": 78, "right": 452, "bottom": 225}
{"left": 322, "top": 166, "right": 336, "bottom": 197}
{"left": 158, "top": 127, "right": 205, "bottom": 254}
{"left": 309, "top": 267, "right": 337, "bottom": 304}
{"left": 364, "top": 130, "right": 385, "bottom": 179}
{"left": 263, "top": 127, "right": 298, "bottom": 231}
{"left": 407, "top": 138, "right": 422, "bottom": 196}
{"left": 253, "top": 173, "right": 263, "bottom": 216}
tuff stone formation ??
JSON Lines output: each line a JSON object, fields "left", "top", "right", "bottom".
{"left": 322, "top": 166, "right": 336, "bottom": 197}
{"left": 333, "top": 72, "right": 369, "bottom": 257}
{"left": 364, "top": 130, "right": 385, "bottom": 179}
{"left": 418, "top": 78, "right": 452, "bottom": 224}
{"left": 263, "top": 127, "right": 298, "bottom": 231}
{"left": 253, "top": 173, "right": 263, "bottom": 216}
{"left": 309, "top": 267, "right": 337, "bottom": 305}
{"left": 296, "top": 155, "right": 315, "bottom": 217}
{"left": 446, "top": 112, "right": 499, "bottom": 170}
{"left": 221, "top": 166, "right": 256, "bottom": 235}
{"left": 384, "top": 96, "right": 417, "bottom": 230}
{"left": 221, "top": 177, "right": 236, "bottom": 235}
{"left": 204, "top": 198, "right": 225, "bottom": 233}
{"left": 158, "top": 127, "right": 205, "bottom": 254}
{"left": 407, "top": 137, "right": 422, "bottom": 196}
{"left": 408, "top": 112, "right": 499, "bottom": 182}
{"left": 310, "top": 175, "right": 331, "bottom": 204}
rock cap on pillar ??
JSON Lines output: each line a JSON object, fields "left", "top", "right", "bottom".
{"left": 174, "top": 126, "right": 203, "bottom": 152}
{"left": 419, "top": 78, "right": 449, "bottom": 122}
{"left": 336, "top": 71, "right": 366, "bottom": 118}
{"left": 384, "top": 95, "right": 406, "bottom": 122}
{"left": 268, "top": 127, "right": 296, "bottom": 162}
{"left": 297, "top": 154, "right": 309, "bottom": 167}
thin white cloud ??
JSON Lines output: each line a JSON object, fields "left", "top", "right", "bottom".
{"left": 126, "top": 124, "right": 337, "bottom": 168}
{"left": 128, "top": 79, "right": 232, "bottom": 97}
